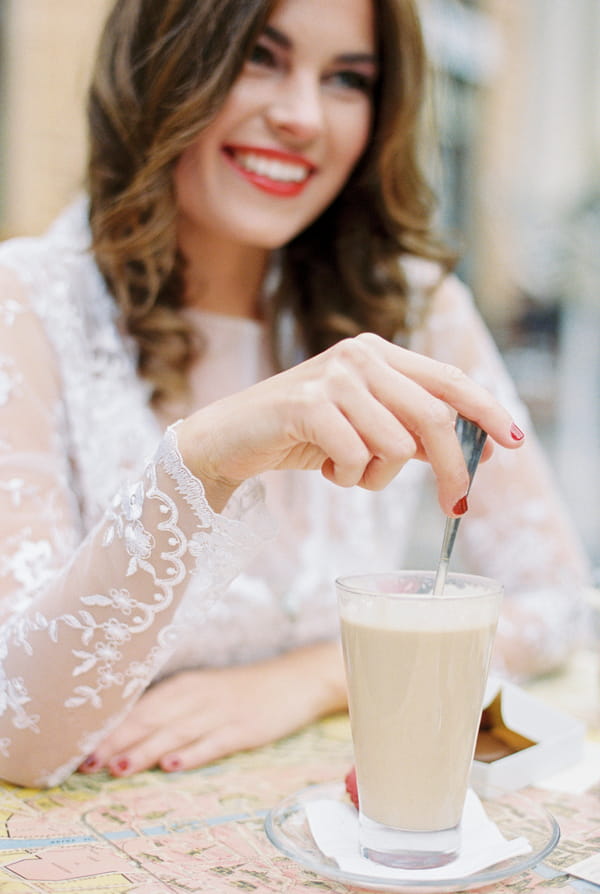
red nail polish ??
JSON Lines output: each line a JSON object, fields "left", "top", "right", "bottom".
{"left": 452, "top": 496, "right": 468, "bottom": 516}
{"left": 113, "top": 757, "right": 130, "bottom": 774}
{"left": 164, "top": 757, "right": 182, "bottom": 772}
{"left": 510, "top": 423, "right": 524, "bottom": 441}
{"left": 81, "top": 755, "right": 100, "bottom": 771}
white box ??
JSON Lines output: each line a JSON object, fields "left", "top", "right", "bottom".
{"left": 470, "top": 677, "right": 586, "bottom": 797}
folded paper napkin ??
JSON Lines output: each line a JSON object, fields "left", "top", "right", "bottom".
{"left": 306, "top": 789, "right": 531, "bottom": 881}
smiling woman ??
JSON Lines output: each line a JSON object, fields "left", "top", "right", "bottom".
{"left": 172, "top": 0, "right": 377, "bottom": 313}
{"left": 0, "top": 0, "right": 590, "bottom": 788}
{"left": 88, "top": 0, "right": 438, "bottom": 385}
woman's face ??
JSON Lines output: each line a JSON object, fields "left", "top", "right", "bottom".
{"left": 174, "top": 0, "right": 378, "bottom": 252}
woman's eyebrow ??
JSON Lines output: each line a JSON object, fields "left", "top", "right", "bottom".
{"left": 262, "top": 25, "right": 377, "bottom": 68}
{"left": 263, "top": 24, "right": 291, "bottom": 49}
{"left": 335, "top": 53, "right": 378, "bottom": 67}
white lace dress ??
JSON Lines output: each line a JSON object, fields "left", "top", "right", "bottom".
{"left": 0, "top": 201, "right": 589, "bottom": 787}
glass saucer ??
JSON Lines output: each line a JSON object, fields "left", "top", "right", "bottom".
{"left": 264, "top": 782, "right": 560, "bottom": 893}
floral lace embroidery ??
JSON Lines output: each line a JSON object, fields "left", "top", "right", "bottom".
{"left": 0, "top": 298, "right": 25, "bottom": 327}
{"left": 0, "top": 356, "right": 22, "bottom": 407}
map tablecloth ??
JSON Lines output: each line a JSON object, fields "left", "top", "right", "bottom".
{"left": 0, "top": 708, "right": 599, "bottom": 893}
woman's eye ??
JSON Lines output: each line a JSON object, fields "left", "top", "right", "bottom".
{"left": 248, "top": 42, "right": 277, "bottom": 68}
{"left": 330, "top": 70, "right": 374, "bottom": 94}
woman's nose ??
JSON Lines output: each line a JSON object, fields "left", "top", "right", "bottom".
{"left": 265, "top": 73, "right": 324, "bottom": 144}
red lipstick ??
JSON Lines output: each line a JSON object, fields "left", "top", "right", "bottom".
{"left": 222, "top": 145, "right": 316, "bottom": 197}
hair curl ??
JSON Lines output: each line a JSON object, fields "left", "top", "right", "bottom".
{"left": 87, "top": 0, "right": 454, "bottom": 404}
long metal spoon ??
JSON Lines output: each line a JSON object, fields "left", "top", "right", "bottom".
{"left": 433, "top": 416, "right": 488, "bottom": 595}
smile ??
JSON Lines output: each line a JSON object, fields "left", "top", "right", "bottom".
{"left": 223, "top": 145, "right": 316, "bottom": 197}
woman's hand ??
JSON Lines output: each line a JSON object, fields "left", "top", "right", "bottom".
{"left": 78, "top": 641, "right": 347, "bottom": 777}
{"left": 176, "top": 333, "right": 524, "bottom": 516}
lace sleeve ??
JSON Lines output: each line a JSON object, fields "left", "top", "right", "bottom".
{"left": 412, "top": 272, "right": 592, "bottom": 680}
{"left": 0, "top": 267, "right": 269, "bottom": 787}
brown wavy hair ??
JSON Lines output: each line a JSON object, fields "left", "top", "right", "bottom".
{"left": 87, "top": 0, "right": 454, "bottom": 404}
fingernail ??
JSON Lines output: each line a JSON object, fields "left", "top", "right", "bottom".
{"left": 452, "top": 496, "right": 469, "bottom": 516}
{"left": 110, "top": 757, "right": 131, "bottom": 775}
{"left": 163, "top": 756, "right": 182, "bottom": 772}
{"left": 510, "top": 423, "right": 524, "bottom": 441}
{"left": 81, "top": 754, "right": 100, "bottom": 772}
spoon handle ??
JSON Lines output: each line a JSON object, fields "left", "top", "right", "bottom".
{"left": 433, "top": 416, "right": 488, "bottom": 596}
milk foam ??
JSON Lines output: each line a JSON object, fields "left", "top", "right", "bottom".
{"left": 339, "top": 587, "right": 499, "bottom": 632}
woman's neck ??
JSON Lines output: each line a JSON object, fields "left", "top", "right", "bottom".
{"left": 178, "top": 226, "right": 270, "bottom": 320}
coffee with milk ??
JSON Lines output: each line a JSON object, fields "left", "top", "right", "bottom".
{"left": 340, "top": 583, "right": 499, "bottom": 832}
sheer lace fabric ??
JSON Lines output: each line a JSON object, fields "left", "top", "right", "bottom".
{"left": 0, "top": 201, "right": 590, "bottom": 786}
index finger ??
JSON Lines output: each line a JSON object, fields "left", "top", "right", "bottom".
{"left": 361, "top": 335, "right": 526, "bottom": 449}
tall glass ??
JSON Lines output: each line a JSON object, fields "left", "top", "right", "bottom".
{"left": 337, "top": 570, "right": 502, "bottom": 870}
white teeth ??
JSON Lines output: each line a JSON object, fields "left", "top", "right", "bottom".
{"left": 233, "top": 151, "right": 309, "bottom": 183}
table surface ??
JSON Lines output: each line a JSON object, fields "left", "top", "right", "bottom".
{"left": 0, "top": 651, "right": 599, "bottom": 894}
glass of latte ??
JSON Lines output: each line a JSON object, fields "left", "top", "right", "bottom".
{"left": 337, "top": 570, "right": 502, "bottom": 870}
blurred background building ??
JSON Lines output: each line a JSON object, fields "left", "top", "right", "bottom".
{"left": 420, "top": 0, "right": 600, "bottom": 571}
{"left": 0, "top": 0, "right": 598, "bottom": 568}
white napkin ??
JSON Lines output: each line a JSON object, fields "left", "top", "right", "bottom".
{"left": 306, "top": 789, "right": 531, "bottom": 881}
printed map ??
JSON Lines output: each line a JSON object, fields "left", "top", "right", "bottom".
{"left": 0, "top": 717, "right": 355, "bottom": 892}
{"left": 0, "top": 713, "right": 598, "bottom": 893}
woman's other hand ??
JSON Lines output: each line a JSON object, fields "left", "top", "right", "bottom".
{"left": 177, "top": 333, "right": 525, "bottom": 516}
{"left": 78, "top": 641, "right": 346, "bottom": 777}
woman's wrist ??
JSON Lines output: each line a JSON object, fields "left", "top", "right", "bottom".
{"left": 174, "top": 416, "right": 243, "bottom": 512}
